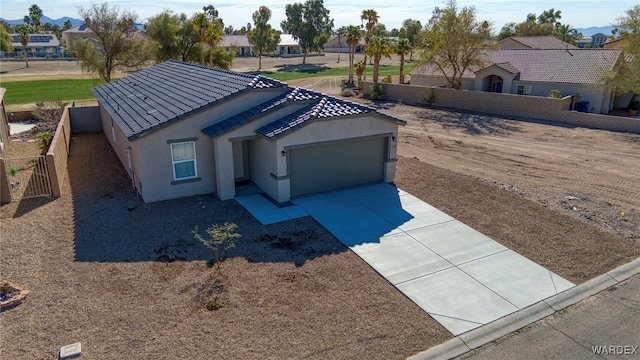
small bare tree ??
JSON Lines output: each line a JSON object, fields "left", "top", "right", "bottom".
{"left": 192, "top": 222, "right": 240, "bottom": 272}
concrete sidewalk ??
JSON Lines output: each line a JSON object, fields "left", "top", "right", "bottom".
{"left": 238, "top": 183, "right": 575, "bottom": 335}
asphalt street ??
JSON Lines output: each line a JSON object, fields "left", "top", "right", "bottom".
{"left": 460, "top": 274, "right": 640, "bottom": 359}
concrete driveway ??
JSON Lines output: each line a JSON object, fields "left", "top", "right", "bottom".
{"left": 238, "top": 183, "right": 575, "bottom": 335}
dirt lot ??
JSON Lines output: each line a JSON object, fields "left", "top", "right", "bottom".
{"left": 1, "top": 58, "right": 639, "bottom": 358}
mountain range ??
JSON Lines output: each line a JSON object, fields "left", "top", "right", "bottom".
{"left": 576, "top": 26, "right": 616, "bottom": 37}
{"left": 0, "top": 16, "right": 83, "bottom": 27}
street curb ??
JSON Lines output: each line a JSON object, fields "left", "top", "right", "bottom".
{"left": 408, "top": 257, "right": 640, "bottom": 360}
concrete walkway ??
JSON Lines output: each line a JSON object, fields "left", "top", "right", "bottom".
{"left": 237, "top": 183, "right": 575, "bottom": 335}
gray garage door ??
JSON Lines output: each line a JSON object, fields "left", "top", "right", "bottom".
{"left": 289, "top": 137, "right": 386, "bottom": 198}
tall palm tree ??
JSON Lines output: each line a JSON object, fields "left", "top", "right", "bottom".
{"left": 360, "top": 9, "right": 379, "bottom": 80}
{"left": 205, "top": 20, "right": 224, "bottom": 67}
{"left": 345, "top": 25, "right": 361, "bottom": 86}
{"left": 16, "top": 25, "right": 30, "bottom": 68}
{"left": 554, "top": 23, "right": 578, "bottom": 44}
{"left": 364, "top": 36, "right": 393, "bottom": 83}
{"left": 191, "top": 12, "right": 209, "bottom": 65}
{"left": 395, "top": 38, "right": 412, "bottom": 84}
{"left": 335, "top": 26, "right": 346, "bottom": 63}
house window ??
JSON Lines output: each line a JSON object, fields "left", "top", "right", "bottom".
{"left": 171, "top": 141, "right": 197, "bottom": 180}
{"left": 517, "top": 85, "right": 531, "bottom": 95}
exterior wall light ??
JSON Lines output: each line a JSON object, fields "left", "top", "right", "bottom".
{"left": 281, "top": 150, "right": 286, "bottom": 156}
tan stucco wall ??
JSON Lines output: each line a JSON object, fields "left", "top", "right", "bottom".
{"left": 411, "top": 73, "right": 475, "bottom": 90}
{"left": 130, "top": 89, "right": 285, "bottom": 203}
{"left": 100, "top": 105, "right": 137, "bottom": 187}
{"left": 363, "top": 82, "right": 640, "bottom": 134}
{"left": 211, "top": 101, "right": 310, "bottom": 200}
{"left": 413, "top": 72, "right": 613, "bottom": 114}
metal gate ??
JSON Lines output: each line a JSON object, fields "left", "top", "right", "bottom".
{"left": 3, "top": 155, "right": 52, "bottom": 201}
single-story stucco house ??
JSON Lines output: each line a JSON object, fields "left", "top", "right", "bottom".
{"left": 410, "top": 48, "right": 623, "bottom": 114}
{"left": 92, "top": 60, "right": 404, "bottom": 203}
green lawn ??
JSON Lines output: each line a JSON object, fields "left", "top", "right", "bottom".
{"left": 260, "top": 64, "right": 411, "bottom": 82}
{"left": 1, "top": 63, "right": 414, "bottom": 105}
{"left": 1, "top": 79, "right": 106, "bottom": 105}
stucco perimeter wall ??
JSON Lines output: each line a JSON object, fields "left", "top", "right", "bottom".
{"left": 363, "top": 82, "right": 640, "bottom": 134}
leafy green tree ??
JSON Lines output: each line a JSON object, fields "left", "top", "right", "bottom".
{"left": 497, "top": 22, "right": 518, "bottom": 40}
{"left": 247, "top": 6, "right": 281, "bottom": 69}
{"left": 206, "top": 47, "right": 235, "bottom": 69}
{"left": 146, "top": 10, "right": 181, "bottom": 62}
{"left": 0, "top": 23, "right": 14, "bottom": 52}
{"left": 75, "top": 3, "right": 153, "bottom": 82}
{"left": 16, "top": 24, "right": 31, "bottom": 68}
{"left": 396, "top": 38, "right": 412, "bottom": 84}
{"left": 63, "top": 19, "right": 72, "bottom": 30}
{"left": 345, "top": 24, "right": 361, "bottom": 85}
{"left": 360, "top": 8, "right": 379, "bottom": 79}
{"left": 364, "top": 36, "right": 393, "bottom": 82}
{"left": 281, "top": 0, "right": 334, "bottom": 64}
{"left": 418, "top": 0, "right": 492, "bottom": 89}
{"left": 399, "top": 19, "right": 422, "bottom": 60}
{"left": 609, "top": 5, "right": 640, "bottom": 93}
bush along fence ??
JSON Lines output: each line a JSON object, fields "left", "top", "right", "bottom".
{"left": 362, "top": 81, "right": 640, "bottom": 135}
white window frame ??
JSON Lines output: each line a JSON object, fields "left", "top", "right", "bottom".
{"left": 170, "top": 141, "right": 197, "bottom": 181}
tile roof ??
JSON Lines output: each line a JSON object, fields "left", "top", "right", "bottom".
{"left": 255, "top": 90, "right": 404, "bottom": 139}
{"left": 411, "top": 49, "right": 622, "bottom": 84}
{"left": 203, "top": 87, "right": 405, "bottom": 140}
{"left": 498, "top": 36, "right": 578, "bottom": 49}
{"left": 92, "top": 60, "right": 285, "bottom": 139}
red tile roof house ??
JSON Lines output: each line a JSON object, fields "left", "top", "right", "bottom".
{"left": 92, "top": 60, "right": 405, "bottom": 203}
{"left": 410, "top": 48, "right": 623, "bottom": 114}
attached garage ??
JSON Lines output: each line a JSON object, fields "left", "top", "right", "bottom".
{"left": 289, "top": 137, "right": 387, "bottom": 197}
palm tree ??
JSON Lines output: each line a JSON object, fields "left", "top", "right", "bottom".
{"left": 360, "top": 9, "right": 379, "bottom": 80}
{"left": 28, "top": 4, "right": 43, "bottom": 32}
{"left": 395, "top": 38, "right": 412, "bottom": 84}
{"left": 336, "top": 26, "right": 346, "bottom": 63}
{"left": 345, "top": 25, "right": 361, "bottom": 86}
{"left": 554, "top": 23, "right": 578, "bottom": 44}
{"left": 364, "top": 36, "right": 393, "bottom": 83}
{"left": 191, "top": 12, "right": 209, "bottom": 65}
{"left": 16, "top": 25, "right": 30, "bottom": 68}
{"left": 205, "top": 20, "right": 224, "bottom": 67}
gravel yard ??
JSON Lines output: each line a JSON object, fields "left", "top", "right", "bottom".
{"left": 1, "top": 57, "right": 639, "bottom": 359}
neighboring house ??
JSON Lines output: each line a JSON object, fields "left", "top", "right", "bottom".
{"left": 323, "top": 35, "right": 364, "bottom": 53}
{"left": 92, "top": 60, "right": 404, "bottom": 203}
{"left": 61, "top": 24, "right": 94, "bottom": 49}
{"left": 602, "top": 36, "right": 630, "bottom": 49}
{"left": 276, "top": 34, "right": 302, "bottom": 55}
{"left": 410, "top": 49, "right": 623, "bottom": 114}
{"left": 220, "top": 35, "right": 254, "bottom": 56}
{"left": 9, "top": 33, "right": 61, "bottom": 57}
{"left": 576, "top": 33, "right": 609, "bottom": 48}
{"left": 496, "top": 36, "right": 578, "bottom": 49}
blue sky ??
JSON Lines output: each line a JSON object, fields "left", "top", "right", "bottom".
{"left": 2, "top": 0, "right": 636, "bottom": 32}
